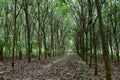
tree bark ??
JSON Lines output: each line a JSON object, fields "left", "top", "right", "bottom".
{"left": 114, "top": 0, "right": 119, "bottom": 61}
{"left": 12, "top": 0, "right": 17, "bottom": 69}
{"left": 0, "top": 47, "right": 3, "bottom": 61}
{"left": 95, "top": 0, "right": 112, "bottom": 80}
{"left": 37, "top": 1, "right": 42, "bottom": 60}
{"left": 24, "top": 0, "right": 31, "bottom": 63}
{"left": 88, "top": 0, "right": 93, "bottom": 67}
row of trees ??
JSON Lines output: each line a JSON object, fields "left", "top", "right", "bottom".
{"left": 0, "top": 0, "right": 120, "bottom": 80}
{"left": 0, "top": 0, "right": 72, "bottom": 68}
{"left": 66, "top": 0, "right": 120, "bottom": 80}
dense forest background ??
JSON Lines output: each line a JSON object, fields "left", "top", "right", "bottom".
{"left": 0, "top": 0, "right": 120, "bottom": 80}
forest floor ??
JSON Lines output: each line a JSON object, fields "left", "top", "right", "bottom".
{"left": 0, "top": 54, "right": 120, "bottom": 80}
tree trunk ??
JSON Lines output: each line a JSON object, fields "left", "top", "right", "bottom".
{"left": 94, "top": 36, "right": 97, "bottom": 76}
{"left": 12, "top": 0, "right": 17, "bottom": 69}
{"left": 19, "top": 47, "right": 22, "bottom": 60}
{"left": 93, "top": 28, "right": 98, "bottom": 76}
{"left": 109, "top": 34, "right": 113, "bottom": 60}
{"left": 85, "top": 32, "right": 88, "bottom": 64}
{"left": 114, "top": 0, "right": 119, "bottom": 62}
{"left": 24, "top": 0, "right": 31, "bottom": 63}
{"left": 43, "top": 28, "right": 47, "bottom": 59}
{"left": 0, "top": 47, "right": 3, "bottom": 61}
{"left": 95, "top": 0, "right": 112, "bottom": 80}
{"left": 37, "top": 1, "right": 42, "bottom": 60}
{"left": 88, "top": 0, "right": 93, "bottom": 68}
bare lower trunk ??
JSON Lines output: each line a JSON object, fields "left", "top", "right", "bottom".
{"left": 24, "top": 0, "right": 31, "bottom": 63}
{"left": 95, "top": 0, "right": 112, "bottom": 80}
{"left": 85, "top": 32, "right": 88, "bottom": 64}
{"left": 0, "top": 47, "right": 3, "bottom": 61}
{"left": 19, "top": 48, "right": 22, "bottom": 60}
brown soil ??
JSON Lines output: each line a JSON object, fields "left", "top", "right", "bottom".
{"left": 0, "top": 54, "right": 120, "bottom": 80}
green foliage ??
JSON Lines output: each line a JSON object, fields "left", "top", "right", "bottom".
{"left": 0, "top": 39, "right": 6, "bottom": 47}
{"left": 0, "top": 0, "right": 119, "bottom": 61}
{"left": 55, "top": 0, "right": 70, "bottom": 16}
{"left": 0, "top": 39, "right": 11, "bottom": 58}
{"left": 31, "top": 49, "right": 38, "bottom": 58}
{"left": 0, "top": 38, "right": 10, "bottom": 49}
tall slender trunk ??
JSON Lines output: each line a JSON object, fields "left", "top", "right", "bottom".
{"left": 43, "top": 28, "right": 47, "bottom": 59}
{"left": 4, "top": 5, "right": 10, "bottom": 59}
{"left": 109, "top": 35, "right": 113, "bottom": 60}
{"left": 114, "top": 0, "right": 119, "bottom": 61}
{"left": 109, "top": 16, "right": 114, "bottom": 60}
{"left": 0, "top": 47, "right": 3, "bottom": 61}
{"left": 12, "top": 0, "right": 17, "bottom": 69}
{"left": 93, "top": 24, "right": 98, "bottom": 75}
{"left": 24, "top": 0, "right": 31, "bottom": 63}
{"left": 80, "top": 3, "right": 85, "bottom": 60}
{"left": 85, "top": 32, "right": 88, "bottom": 64}
{"left": 37, "top": 2, "right": 42, "bottom": 60}
{"left": 95, "top": 0, "right": 112, "bottom": 80}
{"left": 88, "top": 0, "right": 93, "bottom": 67}
{"left": 94, "top": 36, "right": 97, "bottom": 76}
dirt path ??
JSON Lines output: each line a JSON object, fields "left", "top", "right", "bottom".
{"left": 37, "top": 54, "right": 81, "bottom": 80}
{"left": 1, "top": 54, "right": 120, "bottom": 80}
{"left": 0, "top": 54, "right": 81, "bottom": 80}
{"left": 43, "top": 54, "right": 69, "bottom": 69}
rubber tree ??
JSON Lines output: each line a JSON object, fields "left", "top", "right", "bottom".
{"left": 113, "top": 0, "right": 119, "bottom": 62}
{"left": 12, "top": 0, "right": 17, "bottom": 69}
{"left": 88, "top": 0, "right": 93, "bottom": 68}
{"left": 24, "top": 0, "right": 31, "bottom": 63}
{"left": 68, "top": 0, "right": 87, "bottom": 60}
{"left": 95, "top": 0, "right": 112, "bottom": 80}
{"left": 0, "top": 40, "right": 4, "bottom": 61}
{"left": 37, "top": 0, "right": 42, "bottom": 60}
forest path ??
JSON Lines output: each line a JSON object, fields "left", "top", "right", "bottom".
{"left": 43, "top": 54, "right": 69, "bottom": 69}
{"left": 0, "top": 54, "right": 82, "bottom": 80}
{"left": 1, "top": 54, "right": 120, "bottom": 80}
